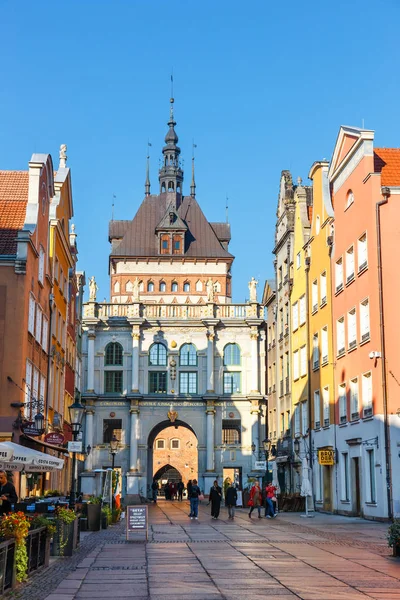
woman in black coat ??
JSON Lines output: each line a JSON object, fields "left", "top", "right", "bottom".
{"left": 209, "top": 480, "right": 222, "bottom": 519}
{"left": 225, "top": 483, "right": 238, "bottom": 520}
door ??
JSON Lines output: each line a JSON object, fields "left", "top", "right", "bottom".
{"left": 323, "top": 466, "right": 332, "bottom": 512}
{"left": 352, "top": 457, "right": 361, "bottom": 516}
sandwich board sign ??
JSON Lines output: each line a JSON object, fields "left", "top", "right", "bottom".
{"left": 126, "top": 505, "right": 148, "bottom": 541}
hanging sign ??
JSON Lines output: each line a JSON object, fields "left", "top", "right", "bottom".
{"left": 126, "top": 506, "right": 148, "bottom": 541}
{"left": 254, "top": 460, "right": 267, "bottom": 470}
{"left": 44, "top": 432, "right": 65, "bottom": 445}
{"left": 68, "top": 441, "right": 82, "bottom": 453}
{"left": 318, "top": 449, "right": 335, "bottom": 466}
{"left": 20, "top": 422, "right": 42, "bottom": 437}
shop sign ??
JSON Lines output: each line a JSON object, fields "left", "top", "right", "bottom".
{"left": 20, "top": 422, "right": 42, "bottom": 437}
{"left": 318, "top": 449, "right": 335, "bottom": 465}
{"left": 126, "top": 506, "right": 148, "bottom": 541}
{"left": 68, "top": 441, "right": 82, "bottom": 453}
{"left": 254, "top": 460, "right": 266, "bottom": 470}
{"left": 44, "top": 432, "right": 65, "bottom": 445}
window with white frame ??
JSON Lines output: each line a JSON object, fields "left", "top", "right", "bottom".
{"left": 296, "top": 252, "right": 301, "bottom": 269}
{"left": 321, "top": 326, "right": 328, "bottom": 364}
{"left": 323, "top": 386, "right": 330, "bottom": 426}
{"left": 360, "top": 298, "right": 370, "bottom": 342}
{"left": 293, "top": 350, "right": 299, "bottom": 380}
{"left": 312, "top": 333, "right": 319, "bottom": 369}
{"left": 35, "top": 306, "right": 42, "bottom": 343}
{"left": 350, "top": 377, "right": 359, "bottom": 420}
{"left": 347, "top": 308, "right": 357, "bottom": 350}
{"left": 32, "top": 367, "right": 39, "bottom": 405}
{"left": 300, "top": 345, "right": 307, "bottom": 377}
{"left": 314, "top": 389, "right": 321, "bottom": 428}
{"left": 25, "top": 361, "right": 32, "bottom": 419}
{"left": 301, "top": 400, "right": 308, "bottom": 434}
{"left": 366, "top": 449, "right": 376, "bottom": 503}
{"left": 294, "top": 404, "right": 301, "bottom": 436}
{"left": 339, "top": 383, "right": 347, "bottom": 423}
{"left": 362, "top": 371, "right": 373, "bottom": 417}
{"left": 341, "top": 452, "right": 349, "bottom": 501}
{"left": 312, "top": 280, "right": 318, "bottom": 312}
{"left": 346, "top": 246, "right": 355, "bottom": 283}
{"left": 38, "top": 246, "right": 45, "bottom": 284}
{"left": 171, "top": 439, "right": 180, "bottom": 450}
{"left": 335, "top": 257, "right": 343, "bottom": 292}
{"left": 179, "top": 372, "right": 197, "bottom": 394}
{"left": 358, "top": 233, "right": 368, "bottom": 272}
{"left": 299, "top": 295, "right": 306, "bottom": 325}
{"left": 40, "top": 375, "right": 45, "bottom": 403}
{"left": 156, "top": 439, "right": 165, "bottom": 449}
{"left": 292, "top": 302, "right": 298, "bottom": 331}
{"left": 337, "top": 317, "right": 345, "bottom": 356}
{"left": 320, "top": 271, "right": 327, "bottom": 305}
{"left": 28, "top": 295, "right": 35, "bottom": 335}
{"left": 42, "top": 317, "right": 48, "bottom": 352}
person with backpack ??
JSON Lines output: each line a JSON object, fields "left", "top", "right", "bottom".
{"left": 225, "top": 481, "right": 238, "bottom": 520}
{"left": 189, "top": 478, "right": 201, "bottom": 520}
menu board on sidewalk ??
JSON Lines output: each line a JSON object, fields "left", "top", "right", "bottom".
{"left": 126, "top": 506, "right": 148, "bottom": 541}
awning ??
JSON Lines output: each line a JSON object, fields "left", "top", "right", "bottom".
{"left": 0, "top": 441, "right": 64, "bottom": 472}
{"left": 22, "top": 434, "right": 69, "bottom": 455}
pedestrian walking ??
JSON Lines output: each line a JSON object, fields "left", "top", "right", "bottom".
{"left": 209, "top": 480, "right": 222, "bottom": 519}
{"left": 248, "top": 482, "right": 262, "bottom": 518}
{"left": 0, "top": 471, "right": 17, "bottom": 515}
{"left": 264, "top": 483, "right": 277, "bottom": 518}
{"left": 177, "top": 479, "right": 184, "bottom": 501}
{"left": 164, "top": 481, "right": 170, "bottom": 500}
{"left": 151, "top": 478, "right": 158, "bottom": 503}
{"left": 189, "top": 478, "right": 201, "bottom": 520}
{"left": 225, "top": 481, "right": 237, "bottom": 520}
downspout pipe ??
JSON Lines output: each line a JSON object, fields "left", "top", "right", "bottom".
{"left": 376, "top": 187, "right": 393, "bottom": 521}
{"left": 305, "top": 256, "right": 313, "bottom": 472}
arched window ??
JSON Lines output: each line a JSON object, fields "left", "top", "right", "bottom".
{"left": 180, "top": 343, "right": 197, "bottom": 366}
{"left": 171, "top": 281, "right": 178, "bottom": 292}
{"left": 125, "top": 280, "right": 132, "bottom": 292}
{"left": 196, "top": 280, "right": 202, "bottom": 292}
{"left": 161, "top": 182, "right": 166, "bottom": 193}
{"left": 147, "top": 281, "right": 154, "bottom": 292}
{"left": 223, "top": 343, "right": 241, "bottom": 366}
{"left": 149, "top": 343, "right": 167, "bottom": 366}
{"left": 113, "top": 281, "right": 120, "bottom": 293}
{"left": 183, "top": 282, "right": 190, "bottom": 293}
{"left": 105, "top": 342, "right": 123, "bottom": 366}
{"left": 159, "top": 281, "right": 166, "bottom": 292}
{"left": 168, "top": 181, "right": 174, "bottom": 192}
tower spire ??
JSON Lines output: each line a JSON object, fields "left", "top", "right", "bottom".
{"left": 191, "top": 142, "right": 197, "bottom": 198}
{"left": 158, "top": 94, "right": 184, "bottom": 202}
{"left": 145, "top": 141, "right": 151, "bottom": 196}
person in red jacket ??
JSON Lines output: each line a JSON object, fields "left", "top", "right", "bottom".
{"left": 264, "top": 483, "right": 277, "bottom": 518}
{"left": 248, "top": 482, "right": 262, "bottom": 518}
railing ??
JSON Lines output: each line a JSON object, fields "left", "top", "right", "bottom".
{"left": 0, "top": 539, "right": 15, "bottom": 594}
{"left": 26, "top": 527, "right": 50, "bottom": 575}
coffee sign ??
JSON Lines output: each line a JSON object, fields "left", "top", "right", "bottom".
{"left": 44, "top": 432, "right": 65, "bottom": 446}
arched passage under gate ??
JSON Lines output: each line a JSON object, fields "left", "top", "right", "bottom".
{"left": 147, "top": 419, "right": 198, "bottom": 491}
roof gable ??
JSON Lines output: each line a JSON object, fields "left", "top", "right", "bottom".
{"left": 155, "top": 205, "right": 187, "bottom": 231}
{"left": 374, "top": 148, "right": 400, "bottom": 186}
{"left": 0, "top": 171, "right": 29, "bottom": 255}
{"left": 329, "top": 126, "right": 374, "bottom": 185}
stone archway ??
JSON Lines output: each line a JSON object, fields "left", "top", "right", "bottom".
{"left": 147, "top": 420, "right": 198, "bottom": 488}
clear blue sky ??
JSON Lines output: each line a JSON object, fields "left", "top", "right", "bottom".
{"left": 1, "top": 0, "right": 399, "bottom": 302}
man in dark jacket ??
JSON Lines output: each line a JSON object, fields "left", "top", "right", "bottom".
{"left": 0, "top": 471, "right": 18, "bottom": 515}
{"left": 225, "top": 482, "right": 238, "bottom": 520}
{"left": 177, "top": 479, "right": 184, "bottom": 501}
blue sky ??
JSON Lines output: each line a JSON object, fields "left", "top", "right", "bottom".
{"left": 1, "top": 0, "right": 399, "bottom": 302}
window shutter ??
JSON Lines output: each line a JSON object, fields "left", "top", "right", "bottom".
{"left": 42, "top": 318, "right": 48, "bottom": 351}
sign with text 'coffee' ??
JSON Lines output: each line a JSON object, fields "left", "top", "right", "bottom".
{"left": 126, "top": 506, "right": 148, "bottom": 541}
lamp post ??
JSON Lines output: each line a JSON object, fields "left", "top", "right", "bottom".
{"left": 68, "top": 394, "right": 85, "bottom": 509}
{"left": 109, "top": 434, "right": 119, "bottom": 470}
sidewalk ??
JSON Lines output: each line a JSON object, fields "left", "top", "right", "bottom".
{"left": 11, "top": 501, "right": 400, "bottom": 600}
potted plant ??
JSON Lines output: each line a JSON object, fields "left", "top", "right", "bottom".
{"left": 87, "top": 496, "right": 102, "bottom": 531}
{"left": 51, "top": 507, "right": 78, "bottom": 557}
{"left": 101, "top": 506, "right": 112, "bottom": 529}
{"left": 0, "top": 512, "right": 30, "bottom": 582}
{"left": 387, "top": 519, "right": 400, "bottom": 557}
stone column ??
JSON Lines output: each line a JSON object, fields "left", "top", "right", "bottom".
{"left": 84, "top": 408, "right": 94, "bottom": 471}
{"left": 206, "top": 402, "right": 215, "bottom": 472}
{"left": 87, "top": 330, "right": 96, "bottom": 392}
{"left": 131, "top": 329, "right": 140, "bottom": 392}
{"left": 129, "top": 406, "right": 139, "bottom": 471}
{"left": 250, "top": 327, "right": 259, "bottom": 393}
{"left": 206, "top": 329, "right": 215, "bottom": 393}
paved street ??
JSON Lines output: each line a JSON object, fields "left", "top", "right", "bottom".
{"left": 12, "top": 501, "right": 400, "bottom": 600}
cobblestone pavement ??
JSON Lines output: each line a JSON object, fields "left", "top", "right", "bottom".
{"left": 12, "top": 501, "right": 400, "bottom": 600}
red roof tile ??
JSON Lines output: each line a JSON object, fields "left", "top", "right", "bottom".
{"left": 0, "top": 171, "right": 29, "bottom": 255}
{"left": 374, "top": 148, "right": 400, "bottom": 186}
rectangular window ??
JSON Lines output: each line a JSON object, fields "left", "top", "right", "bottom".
{"left": 350, "top": 377, "right": 359, "bottom": 420}
{"left": 341, "top": 453, "right": 349, "bottom": 501}
{"left": 358, "top": 233, "right": 368, "bottom": 272}
{"left": 323, "top": 386, "right": 330, "bottom": 426}
{"left": 335, "top": 258, "right": 343, "bottom": 292}
{"left": 222, "top": 419, "right": 241, "bottom": 444}
{"left": 42, "top": 317, "right": 48, "bottom": 351}
{"left": 39, "top": 375, "right": 46, "bottom": 404}
{"left": 320, "top": 272, "right": 327, "bottom": 305}
{"left": 35, "top": 306, "right": 42, "bottom": 343}
{"left": 103, "top": 419, "right": 122, "bottom": 443}
{"left": 301, "top": 401, "right": 308, "bottom": 434}
{"left": 300, "top": 345, "right": 307, "bottom": 377}
{"left": 148, "top": 371, "right": 167, "bottom": 394}
{"left": 314, "top": 389, "right": 321, "bottom": 429}
{"left": 179, "top": 372, "right": 197, "bottom": 394}
{"left": 104, "top": 371, "right": 123, "bottom": 394}
{"left": 367, "top": 449, "right": 376, "bottom": 503}
{"left": 223, "top": 372, "right": 241, "bottom": 394}
{"left": 293, "top": 350, "right": 299, "bottom": 380}
{"left": 156, "top": 439, "right": 165, "bottom": 449}
{"left": 312, "top": 280, "right": 318, "bottom": 312}
{"left": 337, "top": 317, "right": 345, "bottom": 356}
{"left": 28, "top": 295, "right": 35, "bottom": 335}
{"left": 299, "top": 295, "right": 306, "bottom": 325}
{"left": 339, "top": 383, "right": 347, "bottom": 423}
{"left": 294, "top": 404, "right": 301, "bottom": 436}
{"left": 32, "top": 367, "right": 39, "bottom": 403}
{"left": 280, "top": 412, "right": 285, "bottom": 435}
{"left": 360, "top": 299, "right": 370, "bottom": 342}
{"left": 25, "top": 361, "right": 32, "bottom": 419}
{"left": 292, "top": 302, "right": 298, "bottom": 331}
{"left": 278, "top": 266, "right": 282, "bottom": 286}
{"left": 38, "top": 247, "right": 45, "bottom": 284}
{"left": 346, "top": 246, "right": 355, "bottom": 283}
{"left": 313, "top": 333, "right": 319, "bottom": 369}
{"left": 347, "top": 308, "right": 357, "bottom": 349}
{"left": 321, "top": 326, "right": 328, "bottom": 364}
{"left": 54, "top": 257, "right": 59, "bottom": 283}
{"left": 362, "top": 371, "right": 373, "bottom": 417}
{"left": 296, "top": 252, "right": 301, "bottom": 269}
{"left": 162, "top": 240, "right": 168, "bottom": 249}
{"left": 279, "top": 308, "right": 283, "bottom": 338}
{"left": 286, "top": 410, "right": 291, "bottom": 434}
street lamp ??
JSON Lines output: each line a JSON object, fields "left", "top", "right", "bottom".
{"left": 293, "top": 438, "right": 300, "bottom": 456}
{"left": 109, "top": 434, "right": 119, "bottom": 470}
{"left": 68, "top": 394, "right": 84, "bottom": 509}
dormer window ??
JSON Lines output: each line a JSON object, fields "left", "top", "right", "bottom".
{"left": 160, "top": 234, "right": 170, "bottom": 254}
{"left": 173, "top": 234, "right": 182, "bottom": 255}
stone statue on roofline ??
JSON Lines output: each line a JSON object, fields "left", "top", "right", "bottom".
{"left": 132, "top": 277, "right": 140, "bottom": 302}
{"left": 248, "top": 277, "right": 258, "bottom": 302}
{"left": 59, "top": 144, "right": 67, "bottom": 168}
{"left": 206, "top": 277, "right": 215, "bottom": 303}
{"left": 89, "top": 276, "right": 98, "bottom": 301}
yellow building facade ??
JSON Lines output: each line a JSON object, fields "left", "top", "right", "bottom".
{"left": 306, "top": 161, "right": 336, "bottom": 513}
